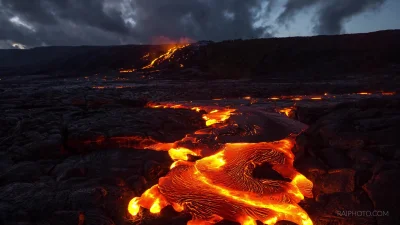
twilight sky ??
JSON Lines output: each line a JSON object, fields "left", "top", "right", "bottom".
{"left": 0, "top": 0, "right": 399, "bottom": 49}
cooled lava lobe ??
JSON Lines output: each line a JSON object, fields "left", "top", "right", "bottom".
{"left": 129, "top": 104, "right": 313, "bottom": 225}
{"left": 146, "top": 103, "right": 308, "bottom": 156}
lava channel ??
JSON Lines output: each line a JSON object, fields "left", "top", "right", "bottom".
{"left": 128, "top": 103, "right": 314, "bottom": 225}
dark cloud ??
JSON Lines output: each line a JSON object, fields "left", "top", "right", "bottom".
{"left": 277, "top": 0, "right": 320, "bottom": 23}
{"left": 315, "top": 0, "right": 386, "bottom": 35}
{"left": 48, "top": 0, "right": 131, "bottom": 34}
{"left": 1, "top": 0, "right": 58, "bottom": 25}
{"left": 129, "top": 0, "right": 270, "bottom": 43}
{"left": 0, "top": 0, "right": 392, "bottom": 48}
{"left": 0, "top": 0, "right": 271, "bottom": 48}
{"left": 278, "top": 0, "right": 387, "bottom": 35}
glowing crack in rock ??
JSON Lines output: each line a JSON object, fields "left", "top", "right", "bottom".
{"left": 381, "top": 92, "right": 395, "bottom": 96}
{"left": 119, "top": 69, "right": 136, "bottom": 73}
{"left": 358, "top": 92, "right": 372, "bottom": 95}
{"left": 128, "top": 102, "right": 314, "bottom": 225}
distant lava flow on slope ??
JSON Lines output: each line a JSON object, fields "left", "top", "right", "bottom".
{"left": 127, "top": 102, "right": 314, "bottom": 225}
{"left": 119, "top": 43, "right": 190, "bottom": 73}
{"left": 142, "top": 44, "right": 190, "bottom": 70}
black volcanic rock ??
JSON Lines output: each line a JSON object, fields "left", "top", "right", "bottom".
{"left": 1, "top": 30, "right": 399, "bottom": 79}
{"left": 0, "top": 45, "right": 166, "bottom": 76}
{"left": 363, "top": 169, "right": 400, "bottom": 225}
{"left": 0, "top": 161, "right": 42, "bottom": 185}
{"left": 294, "top": 97, "right": 400, "bottom": 225}
{"left": 184, "top": 30, "right": 400, "bottom": 80}
{"left": 317, "top": 169, "right": 356, "bottom": 194}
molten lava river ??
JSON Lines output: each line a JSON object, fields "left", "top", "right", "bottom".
{"left": 128, "top": 102, "right": 314, "bottom": 225}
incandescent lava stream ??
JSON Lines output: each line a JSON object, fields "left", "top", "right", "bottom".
{"left": 128, "top": 102, "right": 314, "bottom": 225}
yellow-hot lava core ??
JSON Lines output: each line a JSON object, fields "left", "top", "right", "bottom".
{"left": 168, "top": 147, "right": 199, "bottom": 161}
{"left": 202, "top": 109, "right": 235, "bottom": 126}
{"left": 279, "top": 107, "right": 293, "bottom": 117}
{"left": 358, "top": 92, "right": 372, "bottom": 95}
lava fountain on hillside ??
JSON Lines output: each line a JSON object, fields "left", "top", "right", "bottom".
{"left": 127, "top": 102, "right": 314, "bottom": 225}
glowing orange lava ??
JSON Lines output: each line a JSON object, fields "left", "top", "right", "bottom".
{"left": 279, "top": 107, "right": 293, "bottom": 117}
{"left": 92, "top": 86, "right": 130, "bottom": 89}
{"left": 265, "top": 92, "right": 394, "bottom": 102}
{"left": 118, "top": 41, "right": 190, "bottom": 73}
{"left": 119, "top": 69, "right": 136, "bottom": 73}
{"left": 202, "top": 109, "right": 235, "bottom": 126}
{"left": 128, "top": 138, "right": 313, "bottom": 225}
{"left": 148, "top": 102, "right": 235, "bottom": 127}
{"left": 128, "top": 102, "right": 314, "bottom": 225}
{"left": 142, "top": 44, "right": 190, "bottom": 70}
{"left": 92, "top": 86, "right": 105, "bottom": 89}
{"left": 381, "top": 92, "right": 396, "bottom": 96}
{"left": 269, "top": 97, "right": 280, "bottom": 100}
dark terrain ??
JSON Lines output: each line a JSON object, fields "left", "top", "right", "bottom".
{"left": 0, "top": 30, "right": 399, "bottom": 225}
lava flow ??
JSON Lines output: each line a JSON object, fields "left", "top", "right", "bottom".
{"left": 128, "top": 103, "right": 313, "bottom": 225}
{"left": 142, "top": 44, "right": 190, "bottom": 70}
{"left": 119, "top": 43, "right": 190, "bottom": 73}
{"left": 147, "top": 102, "right": 235, "bottom": 126}
{"left": 279, "top": 107, "right": 294, "bottom": 117}
{"left": 120, "top": 69, "right": 136, "bottom": 73}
